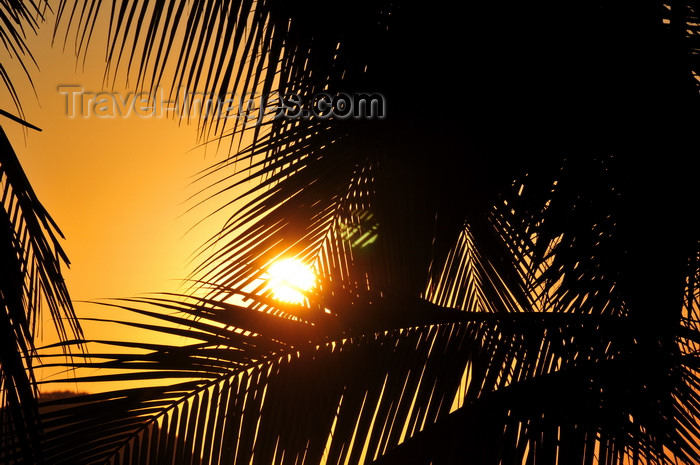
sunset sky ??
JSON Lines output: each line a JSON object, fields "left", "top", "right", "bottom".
{"left": 1, "top": 13, "right": 244, "bottom": 388}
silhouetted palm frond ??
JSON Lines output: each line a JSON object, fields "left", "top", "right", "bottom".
{"left": 0, "top": 125, "right": 80, "bottom": 463}
{"left": 0, "top": 0, "right": 51, "bottom": 116}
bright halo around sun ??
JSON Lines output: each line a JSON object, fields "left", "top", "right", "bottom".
{"left": 265, "top": 258, "right": 316, "bottom": 304}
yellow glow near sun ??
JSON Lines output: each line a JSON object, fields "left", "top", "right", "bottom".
{"left": 265, "top": 258, "right": 316, "bottom": 304}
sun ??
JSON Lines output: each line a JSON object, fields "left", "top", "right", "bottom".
{"left": 265, "top": 258, "right": 316, "bottom": 304}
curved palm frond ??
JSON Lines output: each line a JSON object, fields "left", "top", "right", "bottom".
{"left": 30, "top": 294, "right": 460, "bottom": 464}
{"left": 0, "top": 0, "right": 51, "bottom": 117}
{"left": 0, "top": 126, "right": 81, "bottom": 463}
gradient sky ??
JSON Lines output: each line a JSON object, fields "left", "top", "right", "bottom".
{"left": 2, "top": 13, "right": 243, "bottom": 390}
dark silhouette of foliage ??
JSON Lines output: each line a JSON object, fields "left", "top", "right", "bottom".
{"left": 2, "top": 0, "right": 700, "bottom": 464}
{"left": 0, "top": 125, "right": 81, "bottom": 464}
{"left": 0, "top": 0, "right": 49, "bottom": 117}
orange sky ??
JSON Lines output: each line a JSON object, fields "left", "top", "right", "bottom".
{"left": 1, "top": 12, "right": 245, "bottom": 390}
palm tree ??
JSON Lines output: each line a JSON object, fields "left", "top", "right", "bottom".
{"left": 2, "top": 0, "right": 700, "bottom": 464}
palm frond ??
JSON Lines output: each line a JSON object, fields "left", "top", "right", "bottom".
{"left": 28, "top": 294, "right": 455, "bottom": 464}
{"left": 0, "top": 0, "right": 50, "bottom": 116}
{"left": 0, "top": 126, "right": 81, "bottom": 463}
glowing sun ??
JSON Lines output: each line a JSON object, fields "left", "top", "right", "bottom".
{"left": 265, "top": 258, "right": 316, "bottom": 304}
